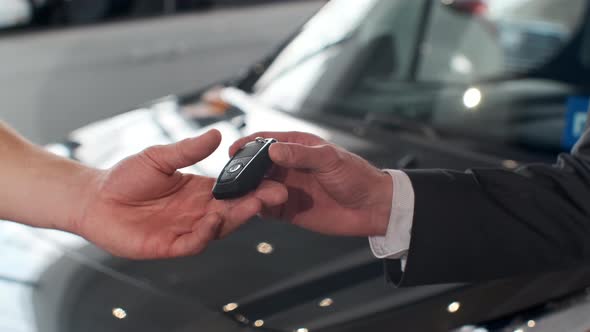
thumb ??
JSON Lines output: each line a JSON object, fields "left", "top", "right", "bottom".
{"left": 269, "top": 142, "right": 340, "bottom": 171}
{"left": 140, "top": 129, "right": 222, "bottom": 175}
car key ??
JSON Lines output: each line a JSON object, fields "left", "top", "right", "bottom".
{"left": 212, "top": 137, "right": 277, "bottom": 200}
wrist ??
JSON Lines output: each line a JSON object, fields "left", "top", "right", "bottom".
{"left": 368, "top": 170, "right": 393, "bottom": 236}
{"left": 64, "top": 166, "right": 104, "bottom": 235}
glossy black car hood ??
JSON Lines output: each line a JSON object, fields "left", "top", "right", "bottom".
{"left": 30, "top": 87, "right": 590, "bottom": 332}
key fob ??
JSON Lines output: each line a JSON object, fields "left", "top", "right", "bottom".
{"left": 212, "top": 137, "right": 277, "bottom": 200}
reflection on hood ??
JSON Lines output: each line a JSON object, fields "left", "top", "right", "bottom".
{"left": 0, "top": 222, "right": 86, "bottom": 332}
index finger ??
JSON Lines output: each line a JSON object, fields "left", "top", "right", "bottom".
{"left": 228, "top": 131, "right": 326, "bottom": 157}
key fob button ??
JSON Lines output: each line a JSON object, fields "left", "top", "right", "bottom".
{"left": 219, "top": 157, "right": 250, "bottom": 182}
{"left": 220, "top": 170, "right": 237, "bottom": 182}
{"left": 228, "top": 163, "right": 243, "bottom": 173}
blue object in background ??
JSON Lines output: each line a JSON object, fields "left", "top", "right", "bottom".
{"left": 563, "top": 96, "right": 589, "bottom": 150}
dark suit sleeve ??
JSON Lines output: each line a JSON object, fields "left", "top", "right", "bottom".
{"left": 386, "top": 121, "right": 590, "bottom": 286}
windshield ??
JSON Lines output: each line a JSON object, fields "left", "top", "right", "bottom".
{"left": 251, "top": 0, "right": 589, "bottom": 154}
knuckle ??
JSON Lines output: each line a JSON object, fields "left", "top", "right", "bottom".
{"left": 140, "top": 145, "right": 171, "bottom": 173}
{"left": 319, "top": 144, "right": 340, "bottom": 160}
{"left": 285, "top": 131, "right": 324, "bottom": 145}
{"left": 143, "top": 145, "right": 161, "bottom": 158}
{"left": 174, "top": 140, "right": 191, "bottom": 166}
{"left": 317, "top": 144, "right": 343, "bottom": 171}
{"left": 141, "top": 145, "right": 163, "bottom": 165}
{"left": 280, "top": 144, "right": 296, "bottom": 163}
{"left": 307, "top": 133, "right": 326, "bottom": 145}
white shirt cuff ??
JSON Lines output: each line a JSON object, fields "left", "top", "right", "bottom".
{"left": 369, "top": 170, "right": 415, "bottom": 269}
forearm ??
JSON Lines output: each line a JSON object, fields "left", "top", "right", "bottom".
{"left": 0, "top": 122, "right": 99, "bottom": 231}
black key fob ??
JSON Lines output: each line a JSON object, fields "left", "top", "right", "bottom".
{"left": 212, "top": 137, "right": 277, "bottom": 200}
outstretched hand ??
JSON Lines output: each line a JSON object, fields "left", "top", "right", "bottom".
{"left": 229, "top": 131, "right": 392, "bottom": 237}
{"left": 73, "top": 129, "right": 287, "bottom": 259}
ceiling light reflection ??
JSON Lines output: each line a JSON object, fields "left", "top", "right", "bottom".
{"left": 502, "top": 160, "right": 519, "bottom": 169}
{"left": 527, "top": 320, "right": 536, "bottom": 328}
{"left": 447, "top": 301, "right": 461, "bottom": 313}
{"left": 463, "top": 87, "right": 482, "bottom": 109}
{"left": 451, "top": 54, "right": 473, "bottom": 75}
{"left": 254, "top": 320, "right": 265, "bottom": 327}
{"left": 112, "top": 307, "right": 127, "bottom": 319}
{"left": 257, "top": 242, "right": 274, "bottom": 254}
{"left": 223, "top": 302, "right": 238, "bottom": 312}
{"left": 319, "top": 298, "right": 334, "bottom": 307}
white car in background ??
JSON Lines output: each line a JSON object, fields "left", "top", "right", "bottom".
{"left": 0, "top": 0, "right": 32, "bottom": 28}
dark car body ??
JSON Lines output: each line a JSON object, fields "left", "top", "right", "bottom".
{"left": 29, "top": 0, "right": 229, "bottom": 25}
{"left": 29, "top": 0, "right": 307, "bottom": 26}
{"left": 4, "top": 0, "right": 590, "bottom": 331}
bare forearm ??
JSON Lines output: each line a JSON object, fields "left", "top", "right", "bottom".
{"left": 0, "top": 122, "right": 99, "bottom": 231}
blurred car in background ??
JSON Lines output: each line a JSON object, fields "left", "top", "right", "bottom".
{"left": 25, "top": 0, "right": 309, "bottom": 27}
{"left": 29, "top": 0, "right": 216, "bottom": 25}
{"left": 1, "top": 0, "right": 306, "bottom": 28}
{"left": 0, "top": 0, "right": 32, "bottom": 28}
{"left": 3, "top": 0, "right": 590, "bottom": 331}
